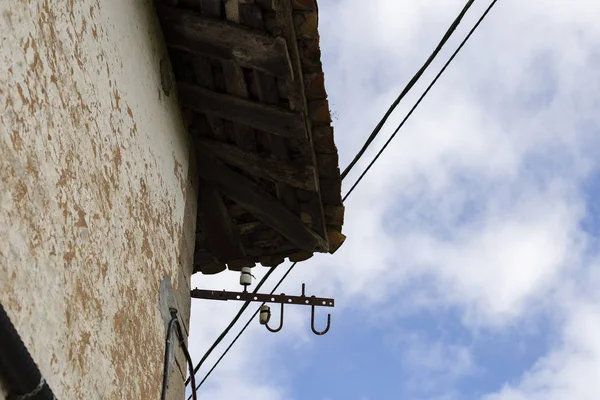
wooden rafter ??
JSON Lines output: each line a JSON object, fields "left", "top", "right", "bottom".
{"left": 222, "top": 1, "right": 258, "bottom": 152}
{"left": 156, "top": 5, "right": 293, "bottom": 79}
{"left": 155, "top": 0, "right": 345, "bottom": 273}
{"left": 271, "top": 0, "right": 330, "bottom": 242}
{"left": 222, "top": 62, "right": 257, "bottom": 151}
{"left": 253, "top": 70, "right": 306, "bottom": 229}
{"left": 197, "top": 138, "right": 318, "bottom": 191}
{"left": 197, "top": 179, "right": 246, "bottom": 261}
{"left": 178, "top": 82, "right": 307, "bottom": 139}
{"left": 196, "top": 149, "right": 329, "bottom": 252}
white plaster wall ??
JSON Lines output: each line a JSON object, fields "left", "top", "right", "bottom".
{"left": 0, "top": 1, "right": 196, "bottom": 398}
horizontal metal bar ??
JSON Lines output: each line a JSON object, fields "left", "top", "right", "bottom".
{"left": 190, "top": 289, "right": 335, "bottom": 307}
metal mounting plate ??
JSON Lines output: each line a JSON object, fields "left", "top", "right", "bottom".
{"left": 190, "top": 289, "right": 335, "bottom": 307}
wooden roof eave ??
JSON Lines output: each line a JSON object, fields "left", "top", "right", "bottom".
{"left": 155, "top": 0, "right": 345, "bottom": 274}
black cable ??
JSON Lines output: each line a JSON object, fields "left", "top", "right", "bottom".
{"left": 160, "top": 313, "right": 178, "bottom": 400}
{"left": 189, "top": 262, "right": 297, "bottom": 398}
{"left": 0, "top": 302, "right": 55, "bottom": 400}
{"left": 184, "top": 265, "right": 277, "bottom": 386}
{"left": 162, "top": 310, "right": 198, "bottom": 400}
{"left": 174, "top": 319, "right": 197, "bottom": 400}
{"left": 343, "top": 0, "right": 499, "bottom": 202}
{"left": 340, "top": 0, "right": 476, "bottom": 181}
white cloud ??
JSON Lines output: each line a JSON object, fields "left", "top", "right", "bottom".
{"left": 403, "top": 191, "right": 584, "bottom": 325}
{"left": 484, "top": 302, "right": 600, "bottom": 400}
{"left": 392, "top": 331, "right": 475, "bottom": 395}
{"left": 481, "top": 258, "right": 600, "bottom": 399}
{"left": 310, "top": 0, "right": 600, "bottom": 318}
{"left": 187, "top": 1, "right": 600, "bottom": 399}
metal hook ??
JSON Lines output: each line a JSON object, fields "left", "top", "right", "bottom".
{"left": 310, "top": 303, "right": 331, "bottom": 335}
{"left": 265, "top": 301, "right": 284, "bottom": 333}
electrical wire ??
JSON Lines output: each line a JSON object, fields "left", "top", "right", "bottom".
{"left": 188, "top": 262, "right": 297, "bottom": 398}
{"left": 160, "top": 314, "right": 178, "bottom": 400}
{"left": 174, "top": 318, "right": 198, "bottom": 400}
{"left": 162, "top": 310, "right": 198, "bottom": 400}
{"left": 340, "top": 0, "right": 476, "bottom": 181}
{"left": 0, "top": 302, "right": 56, "bottom": 400}
{"left": 343, "top": 0, "right": 499, "bottom": 202}
{"left": 188, "top": 0, "right": 500, "bottom": 393}
{"left": 184, "top": 265, "right": 277, "bottom": 386}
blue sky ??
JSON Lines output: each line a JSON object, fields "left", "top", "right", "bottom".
{"left": 188, "top": 1, "right": 600, "bottom": 399}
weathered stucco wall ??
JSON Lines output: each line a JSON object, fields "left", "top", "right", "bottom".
{"left": 0, "top": 1, "right": 197, "bottom": 398}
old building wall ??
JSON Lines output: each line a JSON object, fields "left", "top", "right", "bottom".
{"left": 0, "top": 1, "right": 197, "bottom": 399}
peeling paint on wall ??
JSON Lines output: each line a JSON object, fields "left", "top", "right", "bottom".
{"left": 0, "top": 1, "right": 196, "bottom": 399}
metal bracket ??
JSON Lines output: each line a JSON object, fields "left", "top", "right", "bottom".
{"left": 191, "top": 283, "right": 334, "bottom": 335}
{"left": 190, "top": 287, "right": 334, "bottom": 308}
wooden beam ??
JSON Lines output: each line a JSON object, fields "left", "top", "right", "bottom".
{"left": 221, "top": 4, "right": 258, "bottom": 152}
{"left": 196, "top": 149, "right": 328, "bottom": 252}
{"left": 197, "top": 179, "right": 246, "bottom": 261}
{"left": 256, "top": 68, "right": 327, "bottom": 242}
{"left": 191, "top": 56, "right": 228, "bottom": 141}
{"left": 263, "top": 1, "right": 304, "bottom": 112}
{"left": 178, "top": 82, "right": 307, "bottom": 139}
{"left": 198, "top": 137, "right": 318, "bottom": 191}
{"left": 156, "top": 5, "right": 293, "bottom": 79}
{"left": 234, "top": 5, "right": 312, "bottom": 248}
{"left": 271, "top": 0, "right": 330, "bottom": 242}
{"left": 221, "top": 62, "right": 257, "bottom": 151}
{"left": 254, "top": 70, "right": 304, "bottom": 227}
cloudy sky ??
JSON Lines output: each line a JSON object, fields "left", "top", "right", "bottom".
{"left": 187, "top": 0, "right": 600, "bottom": 399}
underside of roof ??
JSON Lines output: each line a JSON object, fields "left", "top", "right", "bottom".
{"left": 155, "top": 0, "right": 345, "bottom": 274}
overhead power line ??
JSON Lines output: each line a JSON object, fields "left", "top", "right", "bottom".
{"left": 190, "top": 263, "right": 297, "bottom": 397}
{"left": 340, "top": 0, "right": 476, "bottom": 181}
{"left": 344, "top": 0, "right": 499, "bottom": 201}
{"left": 184, "top": 266, "right": 277, "bottom": 386}
{"left": 188, "top": 0, "right": 499, "bottom": 394}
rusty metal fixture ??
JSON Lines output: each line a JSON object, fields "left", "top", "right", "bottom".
{"left": 190, "top": 288, "right": 334, "bottom": 308}
{"left": 191, "top": 283, "right": 334, "bottom": 335}
{"left": 310, "top": 304, "right": 331, "bottom": 335}
{"left": 0, "top": 303, "right": 56, "bottom": 400}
